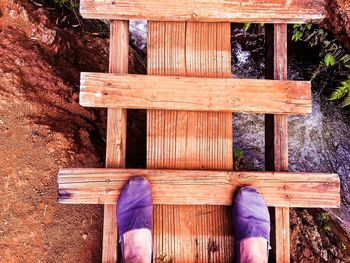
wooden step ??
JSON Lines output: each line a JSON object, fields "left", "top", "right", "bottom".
{"left": 80, "top": 0, "right": 326, "bottom": 23}
{"left": 80, "top": 73, "right": 312, "bottom": 114}
{"left": 58, "top": 168, "right": 340, "bottom": 208}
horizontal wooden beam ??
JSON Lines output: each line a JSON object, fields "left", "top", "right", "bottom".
{"left": 80, "top": 0, "right": 326, "bottom": 23}
{"left": 58, "top": 168, "right": 340, "bottom": 208}
{"left": 80, "top": 73, "right": 312, "bottom": 114}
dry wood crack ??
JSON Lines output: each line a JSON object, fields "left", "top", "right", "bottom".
{"left": 80, "top": 0, "right": 326, "bottom": 23}
{"left": 58, "top": 168, "right": 340, "bottom": 208}
{"left": 80, "top": 73, "right": 312, "bottom": 114}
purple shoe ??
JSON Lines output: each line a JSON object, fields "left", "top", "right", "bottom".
{"left": 117, "top": 177, "right": 153, "bottom": 262}
{"left": 233, "top": 186, "right": 270, "bottom": 262}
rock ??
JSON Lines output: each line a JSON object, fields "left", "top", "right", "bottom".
{"left": 14, "top": 58, "right": 24, "bottom": 66}
{"left": 291, "top": 209, "right": 350, "bottom": 262}
{"left": 322, "top": 0, "right": 350, "bottom": 49}
{"left": 31, "top": 24, "right": 56, "bottom": 45}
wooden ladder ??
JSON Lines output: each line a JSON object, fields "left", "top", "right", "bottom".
{"left": 58, "top": 1, "right": 340, "bottom": 262}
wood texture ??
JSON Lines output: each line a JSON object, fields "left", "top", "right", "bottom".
{"left": 80, "top": 73, "right": 312, "bottom": 114}
{"left": 265, "top": 23, "right": 290, "bottom": 263}
{"left": 274, "top": 24, "right": 290, "bottom": 263}
{"left": 147, "top": 21, "right": 233, "bottom": 261}
{"left": 275, "top": 207, "right": 290, "bottom": 263}
{"left": 80, "top": 0, "right": 326, "bottom": 23}
{"left": 102, "top": 20, "right": 128, "bottom": 263}
{"left": 58, "top": 168, "right": 340, "bottom": 208}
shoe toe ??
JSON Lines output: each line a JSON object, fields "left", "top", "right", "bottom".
{"left": 117, "top": 177, "right": 153, "bottom": 236}
{"left": 233, "top": 186, "right": 270, "bottom": 243}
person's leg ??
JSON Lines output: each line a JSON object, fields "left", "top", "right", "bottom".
{"left": 233, "top": 187, "right": 271, "bottom": 263}
{"left": 117, "top": 177, "right": 153, "bottom": 263}
{"left": 123, "top": 229, "right": 152, "bottom": 263}
{"left": 239, "top": 237, "right": 269, "bottom": 263}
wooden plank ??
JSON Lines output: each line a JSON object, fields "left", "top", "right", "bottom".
{"left": 274, "top": 24, "right": 290, "bottom": 263}
{"left": 147, "top": 21, "right": 233, "bottom": 262}
{"left": 102, "top": 20, "right": 128, "bottom": 263}
{"left": 275, "top": 207, "right": 290, "bottom": 263}
{"left": 274, "top": 115, "right": 290, "bottom": 263}
{"left": 58, "top": 168, "right": 341, "bottom": 208}
{"left": 273, "top": 24, "right": 290, "bottom": 263}
{"left": 80, "top": 0, "right": 326, "bottom": 23}
{"left": 265, "top": 24, "right": 290, "bottom": 263}
{"left": 80, "top": 73, "right": 312, "bottom": 114}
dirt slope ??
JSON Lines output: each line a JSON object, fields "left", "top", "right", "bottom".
{"left": 0, "top": 1, "right": 108, "bottom": 261}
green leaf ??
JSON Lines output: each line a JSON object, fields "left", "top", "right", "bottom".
{"left": 293, "top": 24, "right": 302, "bottom": 29}
{"left": 330, "top": 77, "right": 350, "bottom": 102}
{"left": 341, "top": 54, "right": 350, "bottom": 64}
{"left": 324, "top": 53, "right": 336, "bottom": 66}
{"left": 330, "top": 85, "right": 348, "bottom": 100}
{"left": 234, "top": 148, "right": 244, "bottom": 159}
{"left": 244, "top": 23, "right": 251, "bottom": 31}
{"left": 292, "top": 31, "right": 303, "bottom": 42}
{"left": 306, "top": 23, "right": 313, "bottom": 30}
{"left": 342, "top": 95, "right": 350, "bottom": 107}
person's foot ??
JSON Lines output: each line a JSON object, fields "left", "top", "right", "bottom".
{"left": 117, "top": 177, "right": 153, "bottom": 263}
{"left": 233, "top": 186, "right": 270, "bottom": 263}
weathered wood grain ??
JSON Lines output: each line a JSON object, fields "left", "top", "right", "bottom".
{"left": 102, "top": 20, "right": 128, "bottom": 263}
{"left": 80, "top": 0, "right": 326, "bottom": 23}
{"left": 80, "top": 73, "right": 312, "bottom": 114}
{"left": 146, "top": 22, "right": 234, "bottom": 171}
{"left": 275, "top": 206, "right": 290, "bottom": 263}
{"left": 58, "top": 168, "right": 340, "bottom": 208}
{"left": 273, "top": 25, "right": 290, "bottom": 263}
{"left": 147, "top": 21, "right": 233, "bottom": 262}
{"left": 265, "top": 23, "right": 290, "bottom": 263}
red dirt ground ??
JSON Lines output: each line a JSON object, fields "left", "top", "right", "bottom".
{"left": 0, "top": 1, "right": 147, "bottom": 261}
{"left": 0, "top": 1, "right": 108, "bottom": 261}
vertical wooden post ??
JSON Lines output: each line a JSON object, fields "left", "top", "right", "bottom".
{"left": 265, "top": 24, "right": 290, "bottom": 263}
{"left": 103, "top": 20, "right": 129, "bottom": 263}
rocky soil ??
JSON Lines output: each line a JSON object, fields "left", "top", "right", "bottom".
{"left": 0, "top": 0, "right": 108, "bottom": 261}
{"left": 323, "top": 0, "right": 350, "bottom": 49}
